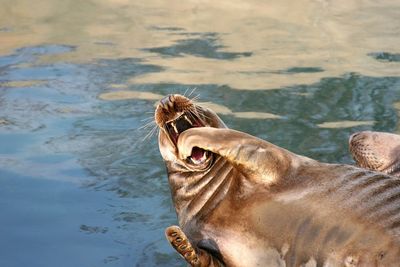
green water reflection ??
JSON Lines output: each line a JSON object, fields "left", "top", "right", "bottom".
{"left": 0, "top": 1, "right": 400, "bottom": 266}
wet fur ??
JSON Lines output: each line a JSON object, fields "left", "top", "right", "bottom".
{"left": 156, "top": 95, "right": 400, "bottom": 266}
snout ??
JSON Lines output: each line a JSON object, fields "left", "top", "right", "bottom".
{"left": 159, "top": 94, "right": 177, "bottom": 110}
{"left": 349, "top": 131, "right": 371, "bottom": 147}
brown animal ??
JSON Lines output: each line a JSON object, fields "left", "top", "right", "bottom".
{"left": 155, "top": 94, "right": 400, "bottom": 266}
{"left": 349, "top": 131, "right": 400, "bottom": 177}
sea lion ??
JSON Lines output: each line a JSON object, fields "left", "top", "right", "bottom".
{"left": 155, "top": 94, "right": 400, "bottom": 266}
{"left": 349, "top": 131, "right": 400, "bottom": 177}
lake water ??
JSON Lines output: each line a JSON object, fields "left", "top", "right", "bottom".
{"left": 0, "top": 1, "right": 400, "bottom": 266}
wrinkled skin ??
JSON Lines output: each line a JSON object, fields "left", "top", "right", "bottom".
{"left": 156, "top": 95, "right": 400, "bottom": 266}
{"left": 349, "top": 131, "right": 400, "bottom": 177}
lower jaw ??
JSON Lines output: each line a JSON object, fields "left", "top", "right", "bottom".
{"left": 186, "top": 153, "right": 214, "bottom": 171}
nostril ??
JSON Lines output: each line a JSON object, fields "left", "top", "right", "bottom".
{"left": 160, "top": 94, "right": 176, "bottom": 109}
{"left": 168, "top": 95, "right": 175, "bottom": 109}
{"left": 160, "top": 95, "right": 171, "bottom": 107}
{"left": 350, "top": 132, "right": 360, "bottom": 139}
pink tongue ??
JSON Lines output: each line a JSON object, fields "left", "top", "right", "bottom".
{"left": 191, "top": 147, "right": 205, "bottom": 161}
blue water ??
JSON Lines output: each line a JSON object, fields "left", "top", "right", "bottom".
{"left": 1, "top": 1, "right": 400, "bottom": 266}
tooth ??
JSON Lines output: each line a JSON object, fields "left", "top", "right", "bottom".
{"left": 171, "top": 122, "right": 178, "bottom": 133}
{"left": 191, "top": 151, "right": 208, "bottom": 164}
{"left": 184, "top": 115, "right": 193, "bottom": 125}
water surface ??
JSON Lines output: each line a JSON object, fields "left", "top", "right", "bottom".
{"left": 1, "top": 1, "right": 400, "bottom": 266}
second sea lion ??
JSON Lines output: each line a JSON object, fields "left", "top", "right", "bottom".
{"left": 349, "top": 131, "right": 400, "bottom": 177}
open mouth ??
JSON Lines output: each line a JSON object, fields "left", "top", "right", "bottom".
{"left": 165, "top": 112, "right": 210, "bottom": 164}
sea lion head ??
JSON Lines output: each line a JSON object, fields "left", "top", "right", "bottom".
{"left": 349, "top": 130, "right": 400, "bottom": 176}
{"left": 155, "top": 94, "right": 226, "bottom": 172}
{"left": 155, "top": 94, "right": 295, "bottom": 227}
{"left": 155, "top": 94, "right": 231, "bottom": 226}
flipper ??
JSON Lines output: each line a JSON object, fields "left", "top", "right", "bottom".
{"left": 165, "top": 225, "right": 224, "bottom": 267}
{"left": 177, "top": 127, "right": 302, "bottom": 185}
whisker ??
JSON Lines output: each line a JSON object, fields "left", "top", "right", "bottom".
{"left": 142, "top": 124, "right": 158, "bottom": 141}
{"left": 188, "top": 87, "right": 197, "bottom": 98}
{"left": 194, "top": 105, "right": 211, "bottom": 120}
{"left": 187, "top": 111, "right": 200, "bottom": 124}
{"left": 141, "top": 116, "right": 155, "bottom": 122}
{"left": 188, "top": 105, "right": 198, "bottom": 115}
{"left": 139, "top": 120, "right": 156, "bottom": 130}
{"left": 189, "top": 106, "right": 211, "bottom": 122}
{"left": 149, "top": 125, "right": 158, "bottom": 137}
{"left": 132, "top": 116, "right": 159, "bottom": 148}
{"left": 183, "top": 88, "right": 190, "bottom": 97}
{"left": 192, "top": 105, "right": 201, "bottom": 115}
{"left": 190, "top": 94, "right": 200, "bottom": 103}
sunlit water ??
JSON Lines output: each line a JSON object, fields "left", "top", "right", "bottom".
{"left": 0, "top": 1, "right": 400, "bottom": 266}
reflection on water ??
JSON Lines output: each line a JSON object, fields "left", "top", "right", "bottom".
{"left": 98, "top": 90, "right": 163, "bottom": 101}
{"left": 317, "top": 120, "right": 375, "bottom": 129}
{"left": 143, "top": 32, "right": 252, "bottom": 60}
{"left": 369, "top": 52, "right": 400, "bottom": 62}
{"left": 0, "top": 1, "right": 400, "bottom": 266}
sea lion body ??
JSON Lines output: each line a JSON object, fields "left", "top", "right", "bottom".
{"left": 156, "top": 95, "right": 400, "bottom": 266}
